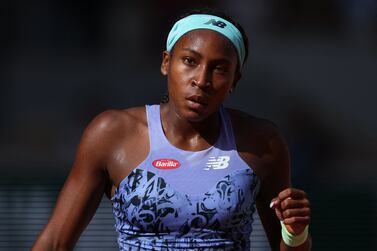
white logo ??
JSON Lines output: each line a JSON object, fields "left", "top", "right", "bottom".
{"left": 204, "top": 156, "right": 230, "bottom": 170}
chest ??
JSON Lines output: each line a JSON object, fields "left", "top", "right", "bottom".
{"left": 112, "top": 167, "right": 260, "bottom": 235}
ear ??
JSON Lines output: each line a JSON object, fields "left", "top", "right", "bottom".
{"left": 160, "top": 51, "right": 170, "bottom": 76}
{"left": 231, "top": 70, "right": 242, "bottom": 92}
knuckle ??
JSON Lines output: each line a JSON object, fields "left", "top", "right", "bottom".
{"left": 286, "top": 188, "right": 294, "bottom": 197}
{"left": 281, "top": 200, "right": 289, "bottom": 209}
{"left": 278, "top": 191, "right": 285, "bottom": 199}
{"left": 292, "top": 217, "right": 299, "bottom": 223}
{"left": 301, "top": 190, "right": 307, "bottom": 197}
{"left": 303, "top": 199, "right": 310, "bottom": 207}
{"left": 283, "top": 210, "right": 291, "bottom": 218}
{"left": 306, "top": 208, "right": 311, "bottom": 216}
{"left": 303, "top": 216, "right": 311, "bottom": 223}
{"left": 279, "top": 188, "right": 292, "bottom": 199}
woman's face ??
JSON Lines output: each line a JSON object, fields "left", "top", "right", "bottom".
{"left": 161, "top": 29, "right": 240, "bottom": 122}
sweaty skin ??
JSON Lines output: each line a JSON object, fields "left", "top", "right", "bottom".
{"left": 31, "top": 29, "right": 311, "bottom": 251}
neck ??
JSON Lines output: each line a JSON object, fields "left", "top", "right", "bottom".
{"left": 160, "top": 103, "right": 221, "bottom": 151}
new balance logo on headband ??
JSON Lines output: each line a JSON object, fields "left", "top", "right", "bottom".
{"left": 167, "top": 14, "right": 245, "bottom": 66}
{"left": 204, "top": 156, "right": 230, "bottom": 170}
{"left": 204, "top": 19, "right": 227, "bottom": 28}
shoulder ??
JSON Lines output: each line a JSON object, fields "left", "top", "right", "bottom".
{"left": 77, "top": 106, "right": 148, "bottom": 162}
{"left": 83, "top": 106, "right": 147, "bottom": 139}
{"left": 226, "top": 108, "right": 284, "bottom": 148}
{"left": 226, "top": 108, "right": 290, "bottom": 180}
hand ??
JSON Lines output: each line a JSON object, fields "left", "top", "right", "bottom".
{"left": 270, "top": 188, "right": 311, "bottom": 235}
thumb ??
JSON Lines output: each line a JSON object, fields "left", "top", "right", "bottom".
{"left": 270, "top": 198, "right": 283, "bottom": 221}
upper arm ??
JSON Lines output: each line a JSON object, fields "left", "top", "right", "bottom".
{"left": 255, "top": 124, "right": 291, "bottom": 250}
{"left": 32, "top": 110, "right": 122, "bottom": 250}
{"left": 228, "top": 109, "right": 292, "bottom": 250}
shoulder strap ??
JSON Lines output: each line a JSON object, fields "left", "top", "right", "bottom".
{"left": 145, "top": 104, "right": 168, "bottom": 151}
{"left": 217, "top": 106, "right": 237, "bottom": 150}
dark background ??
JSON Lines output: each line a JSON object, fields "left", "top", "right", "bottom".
{"left": 1, "top": 0, "right": 377, "bottom": 250}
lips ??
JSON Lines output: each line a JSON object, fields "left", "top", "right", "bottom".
{"left": 185, "top": 94, "right": 208, "bottom": 111}
{"left": 186, "top": 94, "right": 208, "bottom": 106}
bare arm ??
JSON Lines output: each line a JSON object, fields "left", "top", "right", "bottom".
{"left": 228, "top": 109, "right": 312, "bottom": 251}
{"left": 255, "top": 124, "right": 312, "bottom": 251}
{"left": 31, "top": 111, "right": 119, "bottom": 250}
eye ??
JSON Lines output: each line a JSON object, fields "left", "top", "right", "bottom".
{"left": 183, "top": 57, "right": 196, "bottom": 66}
{"left": 214, "top": 65, "right": 228, "bottom": 74}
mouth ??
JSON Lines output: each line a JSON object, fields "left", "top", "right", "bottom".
{"left": 185, "top": 94, "right": 208, "bottom": 110}
{"left": 186, "top": 94, "right": 207, "bottom": 104}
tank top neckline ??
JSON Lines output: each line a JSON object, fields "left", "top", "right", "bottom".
{"left": 111, "top": 104, "right": 259, "bottom": 200}
{"left": 149, "top": 104, "right": 235, "bottom": 154}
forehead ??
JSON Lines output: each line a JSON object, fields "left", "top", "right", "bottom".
{"left": 173, "top": 29, "right": 238, "bottom": 62}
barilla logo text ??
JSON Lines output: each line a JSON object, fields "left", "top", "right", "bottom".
{"left": 152, "top": 159, "right": 181, "bottom": 169}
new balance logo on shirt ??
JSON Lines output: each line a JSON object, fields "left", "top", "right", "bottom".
{"left": 204, "top": 156, "right": 230, "bottom": 170}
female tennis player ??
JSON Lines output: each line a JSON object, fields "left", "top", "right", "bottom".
{"left": 32, "top": 9, "right": 311, "bottom": 251}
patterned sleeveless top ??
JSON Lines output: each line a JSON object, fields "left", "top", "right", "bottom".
{"left": 111, "top": 105, "right": 260, "bottom": 250}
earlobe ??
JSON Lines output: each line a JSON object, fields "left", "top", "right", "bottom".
{"left": 230, "top": 71, "right": 242, "bottom": 93}
{"left": 161, "top": 51, "right": 170, "bottom": 76}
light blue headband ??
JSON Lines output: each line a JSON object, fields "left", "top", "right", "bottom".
{"left": 166, "top": 14, "right": 246, "bottom": 67}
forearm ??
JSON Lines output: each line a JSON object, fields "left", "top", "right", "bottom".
{"left": 31, "top": 228, "right": 71, "bottom": 251}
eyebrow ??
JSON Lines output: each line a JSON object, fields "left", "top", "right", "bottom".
{"left": 182, "top": 48, "right": 202, "bottom": 57}
{"left": 181, "top": 48, "right": 232, "bottom": 65}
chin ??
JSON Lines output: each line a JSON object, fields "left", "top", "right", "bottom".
{"left": 182, "top": 107, "right": 214, "bottom": 123}
{"left": 166, "top": 100, "right": 217, "bottom": 122}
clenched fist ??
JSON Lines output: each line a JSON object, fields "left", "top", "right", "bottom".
{"left": 270, "top": 188, "right": 311, "bottom": 235}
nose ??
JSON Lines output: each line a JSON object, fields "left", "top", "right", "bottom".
{"left": 192, "top": 65, "right": 211, "bottom": 89}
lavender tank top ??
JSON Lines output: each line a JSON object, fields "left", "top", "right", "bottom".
{"left": 111, "top": 105, "right": 260, "bottom": 250}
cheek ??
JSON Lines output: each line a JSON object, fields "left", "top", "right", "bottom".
{"left": 172, "top": 63, "right": 193, "bottom": 81}
{"left": 167, "top": 72, "right": 185, "bottom": 99}
{"left": 211, "top": 76, "right": 234, "bottom": 93}
{"left": 168, "top": 67, "right": 191, "bottom": 90}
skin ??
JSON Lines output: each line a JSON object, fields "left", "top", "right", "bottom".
{"left": 31, "top": 29, "right": 311, "bottom": 250}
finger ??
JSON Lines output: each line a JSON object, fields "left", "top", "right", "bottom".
{"left": 270, "top": 198, "right": 284, "bottom": 221}
{"left": 282, "top": 208, "right": 311, "bottom": 219}
{"left": 269, "top": 197, "right": 279, "bottom": 209}
{"left": 283, "top": 216, "right": 311, "bottom": 225}
{"left": 280, "top": 198, "right": 310, "bottom": 210}
{"left": 278, "top": 188, "right": 307, "bottom": 201}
